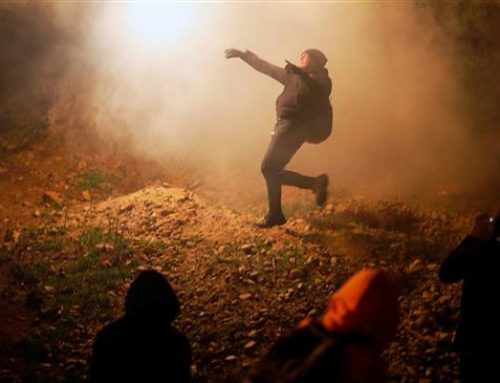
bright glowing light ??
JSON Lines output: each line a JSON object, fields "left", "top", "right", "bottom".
{"left": 124, "top": 3, "right": 195, "bottom": 43}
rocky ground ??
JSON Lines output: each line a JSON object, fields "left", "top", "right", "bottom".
{"left": 0, "top": 138, "right": 475, "bottom": 383}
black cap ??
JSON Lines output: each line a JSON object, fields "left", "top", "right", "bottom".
{"left": 304, "top": 49, "right": 328, "bottom": 67}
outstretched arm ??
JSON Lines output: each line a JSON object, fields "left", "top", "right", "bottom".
{"left": 225, "top": 48, "right": 287, "bottom": 85}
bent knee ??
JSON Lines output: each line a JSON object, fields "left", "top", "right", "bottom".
{"left": 261, "top": 161, "right": 279, "bottom": 178}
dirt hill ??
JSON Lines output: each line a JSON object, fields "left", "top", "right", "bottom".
{"left": 0, "top": 140, "right": 472, "bottom": 382}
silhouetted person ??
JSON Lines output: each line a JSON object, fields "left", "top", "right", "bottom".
{"left": 225, "top": 48, "right": 332, "bottom": 228}
{"left": 89, "top": 270, "right": 191, "bottom": 383}
{"left": 242, "top": 269, "right": 400, "bottom": 382}
{"left": 439, "top": 212, "right": 500, "bottom": 382}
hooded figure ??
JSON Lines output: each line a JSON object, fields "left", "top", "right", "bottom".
{"left": 320, "top": 268, "right": 400, "bottom": 348}
{"left": 317, "top": 268, "right": 400, "bottom": 382}
{"left": 242, "top": 269, "right": 399, "bottom": 383}
{"left": 89, "top": 270, "right": 191, "bottom": 383}
{"left": 225, "top": 47, "right": 333, "bottom": 228}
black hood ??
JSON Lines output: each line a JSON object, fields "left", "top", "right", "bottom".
{"left": 125, "top": 270, "right": 180, "bottom": 323}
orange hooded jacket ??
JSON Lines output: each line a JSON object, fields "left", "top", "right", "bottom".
{"left": 300, "top": 269, "right": 400, "bottom": 383}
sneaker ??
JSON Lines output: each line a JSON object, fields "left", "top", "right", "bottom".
{"left": 254, "top": 214, "right": 287, "bottom": 228}
{"left": 314, "top": 174, "right": 329, "bottom": 206}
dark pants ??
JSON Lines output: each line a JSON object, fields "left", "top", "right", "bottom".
{"left": 459, "top": 352, "right": 500, "bottom": 383}
{"left": 261, "top": 120, "right": 316, "bottom": 217}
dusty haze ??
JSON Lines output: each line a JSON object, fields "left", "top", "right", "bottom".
{"left": 1, "top": 2, "right": 499, "bottom": 199}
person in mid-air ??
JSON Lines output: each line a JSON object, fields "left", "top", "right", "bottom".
{"left": 225, "top": 48, "right": 333, "bottom": 228}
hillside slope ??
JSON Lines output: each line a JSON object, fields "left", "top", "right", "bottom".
{"left": 1, "top": 169, "right": 470, "bottom": 382}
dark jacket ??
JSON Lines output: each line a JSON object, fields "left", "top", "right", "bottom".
{"left": 89, "top": 317, "right": 191, "bottom": 383}
{"left": 89, "top": 270, "right": 191, "bottom": 383}
{"left": 241, "top": 51, "right": 332, "bottom": 132}
{"left": 439, "top": 235, "right": 500, "bottom": 355}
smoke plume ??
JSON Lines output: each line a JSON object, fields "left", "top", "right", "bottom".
{"left": 1, "top": 2, "right": 499, "bottom": 199}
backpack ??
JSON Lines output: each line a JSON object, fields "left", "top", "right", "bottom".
{"left": 242, "top": 322, "right": 371, "bottom": 383}
{"left": 305, "top": 98, "right": 333, "bottom": 144}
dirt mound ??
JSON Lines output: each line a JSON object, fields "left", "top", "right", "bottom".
{"left": 73, "top": 185, "right": 259, "bottom": 242}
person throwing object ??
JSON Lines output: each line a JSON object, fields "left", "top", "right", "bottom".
{"left": 225, "top": 48, "right": 333, "bottom": 228}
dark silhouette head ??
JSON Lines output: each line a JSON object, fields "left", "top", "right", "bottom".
{"left": 125, "top": 270, "right": 180, "bottom": 323}
{"left": 302, "top": 48, "right": 328, "bottom": 69}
